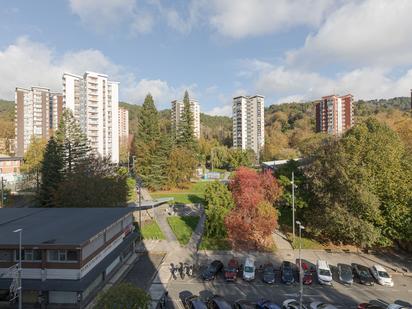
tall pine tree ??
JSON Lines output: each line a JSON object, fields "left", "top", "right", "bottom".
{"left": 39, "top": 137, "right": 63, "bottom": 207}
{"left": 55, "top": 109, "right": 90, "bottom": 174}
{"left": 176, "top": 90, "right": 196, "bottom": 150}
{"left": 134, "top": 94, "right": 170, "bottom": 190}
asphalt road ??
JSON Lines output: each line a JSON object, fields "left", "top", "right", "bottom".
{"left": 164, "top": 269, "right": 412, "bottom": 309}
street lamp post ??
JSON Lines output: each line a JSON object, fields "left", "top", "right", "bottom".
{"left": 292, "top": 172, "right": 295, "bottom": 239}
{"left": 296, "top": 221, "right": 304, "bottom": 309}
{"left": 13, "top": 228, "right": 22, "bottom": 309}
{"left": 136, "top": 176, "right": 143, "bottom": 242}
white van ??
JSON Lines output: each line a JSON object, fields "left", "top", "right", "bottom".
{"left": 242, "top": 257, "right": 255, "bottom": 281}
{"left": 316, "top": 260, "right": 332, "bottom": 285}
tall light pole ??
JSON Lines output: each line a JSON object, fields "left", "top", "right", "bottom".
{"left": 291, "top": 172, "right": 296, "bottom": 239}
{"left": 296, "top": 221, "right": 304, "bottom": 309}
{"left": 136, "top": 176, "right": 143, "bottom": 242}
{"left": 13, "top": 228, "right": 22, "bottom": 309}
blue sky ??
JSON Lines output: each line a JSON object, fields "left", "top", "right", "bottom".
{"left": 1, "top": 0, "right": 412, "bottom": 115}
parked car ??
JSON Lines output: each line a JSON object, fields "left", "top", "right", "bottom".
{"left": 337, "top": 263, "right": 353, "bottom": 285}
{"left": 257, "top": 299, "right": 281, "bottom": 309}
{"left": 262, "top": 263, "right": 276, "bottom": 284}
{"left": 299, "top": 262, "right": 313, "bottom": 285}
{"left": 310, "top": 302, "right": 338, "bottom": 309}
{"left": 207, "top": 295, "right": 231, "bottom": 309}
{"left": 316, "top": 260, "right": 332, "bottom": 285}
{"left": 282, "top": 299, "right": 308, "bottom": 309}
{"left": 281, "top": 261, "right": 295, "bottom": 284}
{"left": 386, "top": 305, "right": 412, "bottom": 309}
{"left": 242, "top": 257, "right": 256, "bottom": 281}
{"left": 352, "top": 263, "right": 374, "bottom": 286}
{"left": 184, "top": 295, "right": 208, "bottom": 309}
{"left": 370, "top": 265, "right": 394, "bottom": 287}
{"left": 233, "top": 300, "right": 256, "bottom": 309}
{"left": 357, "top": 303, "right": 385, "bottom": 309}
{"left": 202, "top": 260, "right": 224, "bottom": 281}
{"left": 224, "top": 258, "right": 239, "bottom": 282}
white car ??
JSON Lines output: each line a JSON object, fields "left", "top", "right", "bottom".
{"left": 282, "top": 299, "right": 308, "bottom": 309}
{"left": 387, "top": 305, "right": 411, "bottom": 309}
{"left": 310, "top": 302, "right": 338, "bottom": 309}
{"left": 370, "top": 264, "right": 394, "bottom": 287}
{"left": 316, "top": 260, "right": 333, "bottom": 285}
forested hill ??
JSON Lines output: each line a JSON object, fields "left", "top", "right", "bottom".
{"left": 0, "top": 97, "right": 409, "bottom": 154}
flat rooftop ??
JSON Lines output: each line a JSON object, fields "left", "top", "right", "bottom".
{"left": 0, "top": 208, "right": 133, "bottom": 247}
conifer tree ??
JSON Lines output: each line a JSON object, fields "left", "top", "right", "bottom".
{"left": 55, "top": 109, "right": 90, "bottom": 174}
{"left": 176, "top": 90, "right": 196, "bottom": 150}
{"left": 134, "top": 94, "right": 170, "bottom": 189}
{"left": 39, "top": 137, "right": 63, "bottom": 207}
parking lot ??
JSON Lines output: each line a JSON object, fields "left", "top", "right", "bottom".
{"left": 162, "top": 253, "right": 412, "bottom": 309}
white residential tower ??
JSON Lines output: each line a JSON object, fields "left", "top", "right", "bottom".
{"left": 171, "top": 98, "right": 200, "bottom": 139}
{"left": 62, "top": 72, "right": 119, "bottom": 163}
{"left": 232, "top": 95, "right": 265, "bottom": 156}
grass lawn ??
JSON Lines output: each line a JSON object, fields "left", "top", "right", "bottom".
{"left": 288, "top": 233, "right": 324, "bottom": 249}
{"left": 151, "top": 181, "right": 209, "bottom": 204}
{"left": 167, "top": 216, "right": 199, "bottom": 245}
{"left": 136, "top": 220, "right": 165, "bottom": 240}
{"left": 199, "top": 237, "right": 231, "bottom": 250}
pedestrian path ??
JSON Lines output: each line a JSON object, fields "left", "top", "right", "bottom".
{"left": 187, "top": 205, "right": 205, "bottom": 252}
{"left": 157, "top": 212, "right": 178, "bottom": 242}
{"left": 273, "top": 229, "right": 293, "bottom": 250}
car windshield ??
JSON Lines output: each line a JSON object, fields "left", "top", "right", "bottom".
{"left": 340, "top": 266, "right": 351, "bottom": 275}
{"left": 264, "top": 267, "right": 274, "bottom": 273}
{"left": 378, "top": 271, "right": 390, "bottom": 278}
{"left": 244, "top": 266, "right": 254, "bottom": 273}
{"left": 359, "top": 269, "right": 370, "bottom": 277}
{"left": 226, "top": 267, "right": 236, "bottom": 272}
{"left": 319, "top": 269, "right": 331, "bottom": 276}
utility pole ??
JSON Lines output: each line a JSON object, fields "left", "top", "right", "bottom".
{"left": 296, "top": 221, "right": 304, "bottom": 309}
{"left": 127, "top": 151, "right": 130, "bottom": 173}
{"left": 13, "top": 228, "right": 22, "bottom": 309}
{"left": 138, "top": 177, "right": 142, "bottom": 241}
{"left": 292, "top": 172, "right": 295, "bottom": 239}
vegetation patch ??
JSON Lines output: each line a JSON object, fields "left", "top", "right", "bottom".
{"left": 199, "top": 237, "right": 231, "bottom": 251}
{"left": 137, "top": 220, "right": 165, "bottom": 240}
{"left": 152, "top": 182, "right": 208, "bottom": 204}
{"left": 167, "top": 216, "right": 199, "bottom": 245}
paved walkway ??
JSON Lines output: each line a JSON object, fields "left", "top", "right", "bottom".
{"left": 187, "top": 205, "right": 205, "bottom": 252}
{"left": 273, "top": 229, "right": 293, "bottom": 250}
{"left": 157, "top": 212, "right": 178, "bottom": 242}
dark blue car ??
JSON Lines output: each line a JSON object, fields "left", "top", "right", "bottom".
{"left": 256, "top": 299, "right": 281, "bottom": 309}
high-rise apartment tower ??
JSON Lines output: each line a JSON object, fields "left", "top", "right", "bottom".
{"left": 171, "top": 98, "right": 200, "bottom": 139}
{"left": 232, "top": 95, "right": 265, "bottom": 156}
{"left": 316, "top": 94, "right": 354, "bottom": 135}
{"left": 15, "top": 87, "right": 63, "bottom": 156}
{"left": 62, "top": 72, "right": 119, "bottom": 163}
{"left": 118, "top": 107, "right": 129, "bottom": 151}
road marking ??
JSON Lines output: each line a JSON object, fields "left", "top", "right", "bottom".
{"left": 234, "top": 286, "right": 247, "bottom": 297}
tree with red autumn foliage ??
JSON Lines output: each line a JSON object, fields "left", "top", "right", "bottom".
{"left": 225, "top": 167, "right": 282, "bottom": 250}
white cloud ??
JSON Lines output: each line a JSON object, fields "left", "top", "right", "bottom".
{"left": 253, "top": 64, "right": 412, "bottom": 103}
{"left": 0, "top": 37, "right": 184, "bottom": 107}
{"left": 69, "top": 0, "right": 154, "bottom": 34}
{"left": 287, "top": 0, "right": 412, "bottom": 67}
{"left": 209, "top": 0, "right": 335, "bottom": 38}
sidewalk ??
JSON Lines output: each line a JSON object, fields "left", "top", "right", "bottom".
{"left": 273, "top": 230, "right": 293, "bottom": 250}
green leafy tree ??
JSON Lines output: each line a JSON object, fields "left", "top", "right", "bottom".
{"left": 94, "top": 283, "right": 151, "bottom": 309}
{"left": 166, "top": 146, "right": 197, "bottom": 187}
{"left": 21, "top": 137, "right": 47, "bottom": 192}
{"left": 39, "top": 137, "right": 63, "bottom": 207}
{"left": 53, "top": 155, "right": 128, "bottom": 208}
{"left": 204, "top": 181, "right": 234, "bottom": 238}
{"left": 305, "top": 118, "right": 412, "bottom": 247}
{"left": 55, "top": 109, "right": 90, "bottom": 174}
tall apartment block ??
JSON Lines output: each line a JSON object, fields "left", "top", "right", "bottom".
{"left": 63, "top": 72, "right": 119, "bottom": 163}
{"left": 232, "top": 95, "right": 265, "bottom": 156}
{"left": 316, "top": 94, "right": 354, "bottom": 135}
{"left": 118, "top": 107, "right": 129, "bottom": 150}
{"left": 171, "top": 98, "right": 200, "bottom": 139}
{"left": 15, "top": 87, "right": 63, "bottom": 157}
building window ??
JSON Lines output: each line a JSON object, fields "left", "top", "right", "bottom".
{"left": 48, "top": 250, "right": 78, "bottom": 262}
{"left": 0, "top": 250, "right": 14, "bottom": 262}
{"left": 19, "top": 249, "right": 42, "bottom": 261}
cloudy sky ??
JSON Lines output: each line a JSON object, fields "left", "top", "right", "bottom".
{"left": 1, "top": 0, "right": 412, "bottom": 115}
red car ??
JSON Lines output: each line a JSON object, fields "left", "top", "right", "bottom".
{"left": 224, "top": 259, "right": 239, "bottom": 281}
{"left": 357, "top": 304, "right": 385, "bottom": 309}
{"left": 298, "top": 262, "right": 313, "bottom": 285}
